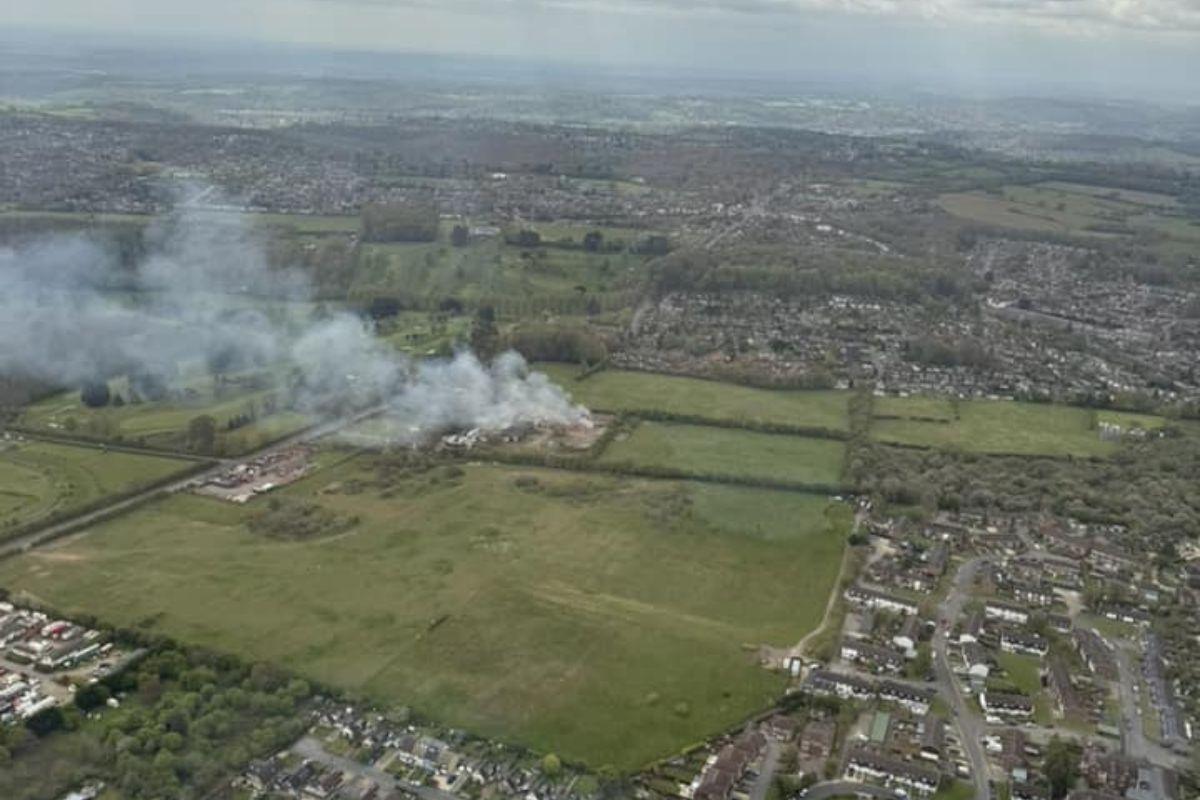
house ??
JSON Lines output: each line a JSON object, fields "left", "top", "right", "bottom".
{"left": 805, "top": 669, "right": 875, "bottom": 701}
{"left": 1046, "top": 657, "right": 1088, "bottom": 721}
{"left": 1006, "top": 580, "right": 1057, "bottom": 608}
{"left": 921, "top": 543, "right": 948, "bottom": 578}
{"left": 959, "top": 610, "right": 984, "bottom": 644}
{"left": 845, "top": 746, "right": 940, "bottom": 795}
{"left": 961, "top": 642, "right": 992, "bottom": 681}
{"left": 1046, "top": 613, "right": 1072, "bottom": 634}
{"left": 985, "top": 600, "right": 1030, "bottom": 625}
{"left": 879, "top": 680, "right": 935, "bottom": 715}
{"left": 841, "top": 639, "right": 906, "bottom": 673}
{"left": 1012, "top": 782, "right": 1050, "bottom": 800}
{"left": 919, "top": 714, "right": 944, "bottom": 763}
{"left": 980, "top": 691, "right": 1034, "bottom": 721}
{"left": 1073, "top": 629, "right": 1118, "bottom": 681}
{"left": 764, "top": 714, "right": 798, "bottom": 741}
{"left": 845, "top": 585, "right": 919, "bottom": 615}
{"left": 1000, "top": 628, "right": 1049, "bottom": 657}
{"left": 893, "top": 616, "right": 920, "bottom": 655}
{"left": 1088, "top": 541, "right": 1137, "bottom": 575}
{"left": 984, "top": 728, "right": 1028, "bottom": 773}
{"left": 1079, "top": 743, "right": 1137, "bottom": 795}
{"left": 797, "top": 719, "right": 836, "bottom": 763}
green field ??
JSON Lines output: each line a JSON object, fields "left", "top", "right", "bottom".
{"left": 937, "top": 184, "right": 1200, "bottom": 258}
{"left": 21, "top": 381, "right": 310, "bottom": 456}
{"left": 541, "top": 366, "right": 850, "bottom": 432}
{"left": 355, "top": 234, "right": 643, "bottom": 314}
{"left": 0, "top": 459, "right": 848, "bottom": 769}
{"left": 869, "top": 397, "right": 1162, "bottom": 457}
{"left": 599, "top": 422, "right": 846, "bottom": 486}
{"left": 0, "top": 440, "right": 192, "bottom": 535}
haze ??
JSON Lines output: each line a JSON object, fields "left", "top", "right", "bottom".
{"left": 6, "top": 0, "right": 1200, "bottom": 101}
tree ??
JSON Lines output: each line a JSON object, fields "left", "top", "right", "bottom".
{"left": 80, "top": 381, "right": 111, "bottom": 408}
{"left": 511, "top": 228, "right": 541, "bottom": 248}
{"left": 1044, "top": 736, "right": 1080, "bottom": 799}
{"left": 187, "top": 415, "right": 217, "bottom": 455}
{"left": 541, "top": 753, "right": 562, "bottom": 776}
{"left": 469, "top": 305, "right": 501, "bottom": 363}
{"left": 451, "top": 224, "right": 470, "bottom": 247}
{"left": 25, "top": 706, "right": 65, "bottom": 736}
{"left": 583, "top": 230, "right": 603, "bottom": 252}
{"left": 75, "top": 682, "right": 112, "bottom": 711}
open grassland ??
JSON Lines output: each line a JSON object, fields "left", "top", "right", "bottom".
{"left": 540, "top": 366, "right": 850, "bottom": 432}
{"left": 599, "top": 422, "right": 846, "bottom": 487}
{"left": 354, "top": 234, "right": 644, "bottom": 314}
{"left": 869, "top": 397, "right": 1170, "bottom": 457}
{"left": 0, "top": 459, "right": 848, "bottom": 770}
{"left": 21, "top": 382, "right": 310, "bottom": 456}
{"left": 937, "top": 183, "right": 1200, "bottom": 259}
{"left": 0, "top": 440, "right": 192, "bottom": 535}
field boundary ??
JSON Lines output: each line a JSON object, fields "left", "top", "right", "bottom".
{"left": 5, "top": 428, "right": 215, "bottom": 463}
{"left": 590, "top": 409, "right": 850, "bottom": 441}
{"left": 0, "top": 460, "right": 214, "bottom": 549}
{"left": 479, "top": 450, "right": 851, "bottom": 495}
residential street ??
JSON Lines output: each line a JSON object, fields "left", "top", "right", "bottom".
{"left": 292, "top": 735, "right": 459, "bottom": 800}
{"left": 932, "top": 556, "right": 992, "bottom": 800}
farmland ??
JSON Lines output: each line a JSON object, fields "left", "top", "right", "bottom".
{"left": 0, "top": 458, "right": 849, "bottom": 770}
{"left": 540, "top": 366, "right": 850, "bottom": 432}
{"left": 0, "top": 439, "right": 193, "bottom": 535}
{"left": 869, "top": 396, "right": 1165, "bottom": 457}
{"left": 598, "top": 422, "right": 846, "bottom": 487}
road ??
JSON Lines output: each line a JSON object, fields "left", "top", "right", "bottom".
{"left": 0, "top": 405, "right": 384, "bottom": 560}
{"left": 931, "top": 556, "right": 991, "bottom": 800}
{"left": 749, "top": 739, "right": 780, "bottom": 800}
{"left": 293, "top": 735, "right": 458, "bottom": 800}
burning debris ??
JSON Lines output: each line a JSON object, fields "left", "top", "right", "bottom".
{"left": 193, "top": 445, "right": 314, "bottom": 503}
{"left": 438, "top": 413, "right": 605, "bottom": 454}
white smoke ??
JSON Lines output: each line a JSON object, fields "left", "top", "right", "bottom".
{"left": 390, "top": 350, "right": 588, "bottom": 440}
{"left": 0, "top": 187, "right": 586, "bottom": 440}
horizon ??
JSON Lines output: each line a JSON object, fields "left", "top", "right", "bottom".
{"left": 4, "top": 1, "right": 1200, "bottom": 105}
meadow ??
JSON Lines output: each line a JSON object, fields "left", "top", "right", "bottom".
{"left": 21, "top": 380, "right": 310, "bottom": 456}
{"left": 540, "top": 366, "right": 850, "bottom": 432}
{"left": 0, "top": 439, "right": 193, "bottom": 535}
{"left": 869, "top": 396, "right": 1166, "bottom": 457}
{"left": 353, "top": 234, "right": 645, "bottom": 315}
{"left": 0, "top": 458, "right": 848, "bottom": 770}
{"left": 598, "top": 422, "right": 846, "bottom": 487}
{"left": 937, "top": 182, "right": 1200, "bottom": 260}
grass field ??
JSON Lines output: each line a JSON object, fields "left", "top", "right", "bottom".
{"left": 0, "top": 440, "right": 192, "bottom": 534}
{"left": 937, "top": 184, "right": 1200, "bottom": 260}
{"left": 540, "top": 366, "right": 850, "bottom": 432}
{"left": 868, "top": 397, "right": 1163, "bottom": 457}
{"left": 355, "top": 234, "right": 643, "bottom": 313}
{"left": 599, "top": 422, "right": 846, "bottom": 486}
{"left": 0, "top": 459, "right": 848, "bottom": 769}
{"left": 21, "top": 381, "right": 310, "bottom": 456}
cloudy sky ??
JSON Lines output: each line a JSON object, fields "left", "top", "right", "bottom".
{"left": 8, "top": 0, "right": 1200, "bottom": 98}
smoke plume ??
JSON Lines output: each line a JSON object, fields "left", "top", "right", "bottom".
{"left": 0, "top": 189, "right": 586, "bottom": 440}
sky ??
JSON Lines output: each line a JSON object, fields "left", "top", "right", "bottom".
{"left": 7, "top": 0, "right": 1200, "bottom": 99}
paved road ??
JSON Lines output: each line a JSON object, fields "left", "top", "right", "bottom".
{"left": 293, "top": 735, "right": 457, "bottom": 800}
{"left": 0, "top": 405, "right": 384, "bottom": 560}
{"left": 750, "top": 739, "right": 781, "bottom": 800}
{"left": 800, "top": 780, "right": 904, "bottom": 800}
{"left": 932, "top": 556, "right": 991, "bottom": 800}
